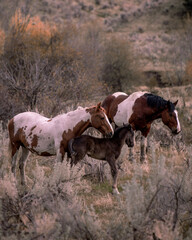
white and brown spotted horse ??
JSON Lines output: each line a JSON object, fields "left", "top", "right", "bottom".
{"left": 8, "top": 103, "right": 114, "bottom": 185}
{"left": 101, "top": 91, "right": 181, "bottom": 162}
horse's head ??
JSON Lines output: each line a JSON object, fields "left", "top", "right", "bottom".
{"left": 161, "top": 100, "right": 181, "bottom": 135}
{"left": 87, "top": 102, "right": 114, "bottom": 138}
{"left": 124, "top": 124, "right": 134, "bottom": 147}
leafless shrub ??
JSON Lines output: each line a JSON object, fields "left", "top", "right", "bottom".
{"left": 107, "top": 147, "right": 192, "bottom": 240}
{"left": 0, "top": 160, "right": 104, "bottom": 240}
{"left": 100, "top": 36, "right": 143, "bottom": 93}
{"left": 0, "top": 11, "right": 108, "bottom": 124}
{"left": 161, "top": 18, "right": 192, "bottom": 86}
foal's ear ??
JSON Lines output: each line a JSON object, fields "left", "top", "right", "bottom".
{"left": 128, "top": 124, "right": 132, "bottom": 130}
{"left": 96, "top": 102, "right": 102, "bottom": 111}
{"left": 173, "top": 100, "right": 178, "bottom": 106}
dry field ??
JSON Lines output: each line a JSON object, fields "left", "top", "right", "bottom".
{"left": 0, "top": 0, "right": 192, "bottom": 239}
{"left": 0, "top": 85, "right": 192, "bottom": 240}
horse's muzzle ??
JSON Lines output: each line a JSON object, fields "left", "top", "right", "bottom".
{"left": 129, "top": 143, "right": 134, "bottom": 148}
{"left": 106, "top": 132, "right": 113, "bottom": 138}
{"left": 172, "top": 129, "right": 181, "bottom": 135}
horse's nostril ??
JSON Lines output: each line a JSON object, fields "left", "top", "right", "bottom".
{"left": 172, "top": 129, "right": 180, "bottom": 135}
{"left": 107, "top": 132, "right": 113, "bottom": 138}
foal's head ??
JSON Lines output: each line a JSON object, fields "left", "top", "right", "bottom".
{"left": 161, "top": 100, "right": 181, "bottom": 135}
{"left": 116, "top": 124, "right": 134, "bottom": 147}
{"left": 124, "top": 124, "right": 134, "bottom": 147}
{"left": 87, "top": 102, "right": 114, "bottom": 138}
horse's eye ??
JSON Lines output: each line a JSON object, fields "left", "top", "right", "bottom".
{"left": 101, "top": 117, "right": 105, "bottom": 120}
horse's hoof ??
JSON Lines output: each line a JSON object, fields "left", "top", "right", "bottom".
{"left": 112, "top": 188, "right": 120, "bottom": 195}
{"left": 129, "top": 157, "right": 134, "bottom": 163}
{"left": 140, "top": 157, "right": 145, "bottom": 163}
{"left": 71, "top": 151, "right": 77, "bottom": 157}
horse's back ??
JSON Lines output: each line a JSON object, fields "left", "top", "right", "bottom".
{"left": 13, "top": 112, "right": 48, "bottom": 123}
{"left": 9, "top": 112, "right": 49, "bottom": 132}
{"left": 110, "top": 91, "right": 147, "bottom": 126}
{"left": 102, "top": 92, "right": 128, "bottom": 122}
{"left": 8, "top": 112, "right": 57, "bottom": 155}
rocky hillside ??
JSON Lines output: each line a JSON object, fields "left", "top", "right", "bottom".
{"left": 1, "top": 0, "right": 187, "bottom": 70}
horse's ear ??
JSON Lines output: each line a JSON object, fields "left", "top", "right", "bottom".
{"left": 127, "top": 124, "right": 132, "bottom": 130}
{"left": 173, "top": 100, "right": 178, "bottom": 106}
{"left": 96, "top": 102, "right": 102, "bottom": 111}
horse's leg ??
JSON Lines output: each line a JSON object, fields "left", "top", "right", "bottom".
{"left": 11, "top": 151, "right": 18, "bottom": 177}
{"left": 128, "top": 131, "right": 135, "bottom": 162}
{"left": 19, "top": 147, "right": 29, "bottom": 186}
{"left": 10, "top": 142, "right": 19, "bottom": 177}
{"left": 107, "top": 157, "right": 119, "bottom": 195}
{"left": 56, "top": 148, "right": 65, "bottom": 162}
{"left": 140, "top": 135, "right": 147, "bottom": 163}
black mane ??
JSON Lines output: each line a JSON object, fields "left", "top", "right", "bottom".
{"left": 144, "top": 93, "right": 175, "bottom": 112}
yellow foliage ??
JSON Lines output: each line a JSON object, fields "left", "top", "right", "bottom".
{"left": 7, "top": 9, "right": 60, "bottom": 57}
{"left": 6, "top": 9, "right": 79, "bottom": 60}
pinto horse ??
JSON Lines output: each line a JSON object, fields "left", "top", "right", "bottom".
{"left": 8, "top": 103, "right": 114, "bottom": 185}
{"left": 68, "top": 124, "right": 134, "bottom": 194}
{"left": 101, "top": 91, "right": 181, "bottom": 162}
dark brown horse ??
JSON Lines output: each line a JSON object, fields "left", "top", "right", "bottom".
{"left": 68, "top": 124, "right": 134, "bottom": 194}
{"left": 8, "top": 102, "right": 114, "bottom": 186}
{"left": 101, "top": 91, "right": 181, "bottom": 162}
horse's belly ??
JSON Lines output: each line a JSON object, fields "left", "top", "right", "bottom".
{"left": 32, "top": 138, "right": 56, "bottom": 156}
{"left": 87, "top": 151, "right": 105, "bottom": 160}
{"left": 26, "top": 132, "right": 56, "bottom": 156}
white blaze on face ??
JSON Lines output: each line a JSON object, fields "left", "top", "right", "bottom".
{"left": 113, "top": 91, "right": 148, "bottom": 127}
{"left": 174, "top": 110, "right": 181, "bottom": 133}
{"left": 103, "top": 112, "right": 114, "bottom": 135}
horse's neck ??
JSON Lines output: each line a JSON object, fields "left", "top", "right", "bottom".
{"left": 54, "top": 108, "right": 91, "bottom": 136}
{"left": 66, "top": 108, "right": 91, "bottom": 136}
{"left": 148, "top": 108, "right": 164, "bottom": 121}
{"left": 74, "top": 119, "right": 91, "bottom": 136}
{"left": 114, "top": 129, "right": 127, "bottom": 146}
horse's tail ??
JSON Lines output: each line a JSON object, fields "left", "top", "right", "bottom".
{"left": 68, "top": 139, "right": 75, "bottom": 156}
{"left": 8, "top": 134, "right": 12, "bottom": 156}
{"left": 68, "top": 139, "right": 77, "bottom": 167}
{"left": 7, "top": 140, "right": 13, "bottom": 172}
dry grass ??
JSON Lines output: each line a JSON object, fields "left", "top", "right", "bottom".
{"left": 1, "top": 97, "right": 192, "bottom": 239}
{"left": 0, "top": 1, "right": 192, "bottom": 238}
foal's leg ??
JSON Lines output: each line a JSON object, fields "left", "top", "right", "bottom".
{"left": 107, "top": 157, "right": 119, "bottom": 194}
{"left": 19, "top": 147, "right": 30, "bottom": 186}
